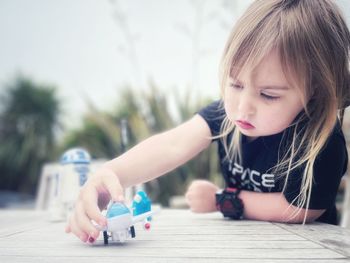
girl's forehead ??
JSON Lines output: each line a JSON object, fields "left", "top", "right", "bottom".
{"left": 233, "top": 50, "right": 290, "bottom": 86}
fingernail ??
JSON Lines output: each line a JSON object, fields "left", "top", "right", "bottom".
{"left": 88, "top": 237, "right": 95, "bottom": 243}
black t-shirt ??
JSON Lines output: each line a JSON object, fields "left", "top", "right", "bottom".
{"left": 198, "top": 100, "right": 348, "bottom": 225}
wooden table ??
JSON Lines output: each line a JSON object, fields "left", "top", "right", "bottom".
{"left": 1, "top": 209, "right": 350, "bottom": 262}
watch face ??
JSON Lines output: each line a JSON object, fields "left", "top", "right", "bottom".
{"left": 222, "top": 199, "right": 234, "bottom": 213}
{"left": 217, "top": 192, "right": 243, "bottom": 219}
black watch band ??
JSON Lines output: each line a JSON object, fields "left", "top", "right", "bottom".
{"left": 215, "top": 188, "right": 244, "bottom": 220}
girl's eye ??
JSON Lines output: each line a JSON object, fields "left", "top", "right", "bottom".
{"left": 261, "top": 93, "right": 280, "bottom": 100}
{"left": 230, "top": 83, "right": 243, "bottom": 89}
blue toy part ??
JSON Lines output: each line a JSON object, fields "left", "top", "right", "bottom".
{"left": 132, "top": 191, "right": 151, "bottom": 216}
{"left": 74, "top": 165, "right": 89, "bottom": 186}
{"left": 60, "top": 148, "right": 91, "bottom": 165}
{"left": 106, "top": 203, "right": 131, "bottom": 219}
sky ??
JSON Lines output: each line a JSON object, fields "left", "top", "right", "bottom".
{"left": 0, "top": 0, "right": 349, "bottom": 129}
{"left": 0, "top": 0, "right": 252, "bottom": 129}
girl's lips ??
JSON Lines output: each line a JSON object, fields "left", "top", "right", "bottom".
{"left": 235, "top": 120, "right": 255, "bottom": 129}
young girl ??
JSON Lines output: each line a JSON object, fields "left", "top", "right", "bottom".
{"left": 66, "top": 0, "right": 350, "bottom": 243}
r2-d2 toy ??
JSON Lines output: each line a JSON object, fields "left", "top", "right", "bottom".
{"left": 49, "top": 148, "right": 91, "bottom": 221}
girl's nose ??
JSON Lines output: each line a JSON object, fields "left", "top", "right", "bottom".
{"left": 237, "top": 91, "right": 256, "bottom": 117}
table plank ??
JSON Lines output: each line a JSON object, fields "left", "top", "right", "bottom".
{"left": 0, "top": 209, "right": 349, "bottom": 262}
{"left": 0, "top": 257, "right": 349, "bottom": 263}
{"left": 276, "top": 222, "right": 350, "bottom": 257}
{"left": 0, "top": 210, "right": 49, "bottom": 238}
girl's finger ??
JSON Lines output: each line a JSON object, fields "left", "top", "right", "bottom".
{"left": 65, "top": 224, "right": 71, "bottom": 233}
{"left": 101, "top": 172, "right": 124, "bottom": 202}
{"left": 82, "top": 185, "right": 107, "bottom": 227}
{"left": 69, "top": 214, "right": 89, "bottom": 243}
{"left": 75, "top": 201, "right": 100, "bottom": 238}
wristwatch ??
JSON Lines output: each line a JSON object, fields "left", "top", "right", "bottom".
{"left": 215, "top": 188, "right": 244, "bottom": 219}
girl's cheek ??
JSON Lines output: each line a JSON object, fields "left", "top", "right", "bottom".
{"left": 225, "top": 101, "right": 237, "bottom": 118}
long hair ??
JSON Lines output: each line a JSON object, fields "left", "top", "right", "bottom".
{"left": 218, "top": 0, "right": 350, "bottom": 222}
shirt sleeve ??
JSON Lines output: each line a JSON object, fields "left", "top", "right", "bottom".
{"left": 283, "top": 123, "right": 348, "bottom": 210}
{"left": 197, "top": 100, "right": 226, "bottom": 140}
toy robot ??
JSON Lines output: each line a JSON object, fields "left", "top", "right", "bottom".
{"left": 100, "top": 191, "right": 157, "bottom": 244}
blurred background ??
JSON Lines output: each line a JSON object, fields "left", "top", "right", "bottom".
{"left": 0, "top": 0, "right": 350, "bottom": 225}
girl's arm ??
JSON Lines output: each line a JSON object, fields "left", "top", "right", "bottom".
{"left": 186, "top": 181, "right": 325, "bottom": 223}
{"left": 240, "top": 190, "right": 325, "bottom": 223}
{"left": 66, "top": 114, "right": 212, "bottom": 242}
{"left": 103, "top": 114, "right": 212, "bottom": 188}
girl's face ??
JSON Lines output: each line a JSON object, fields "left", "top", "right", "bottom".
{"left": 224, "top": 50, "right": 304, "bottom": 140}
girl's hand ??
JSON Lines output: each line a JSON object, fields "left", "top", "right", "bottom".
{"left": 185, "top": 180, "right": 220, "bottom": 213}
{"left": 65, "top": 166, "right": 124, "bottom": 243}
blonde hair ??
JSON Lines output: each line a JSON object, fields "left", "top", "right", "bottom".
{"left": 218, "top": 0, "right": 350, "bottom": 223}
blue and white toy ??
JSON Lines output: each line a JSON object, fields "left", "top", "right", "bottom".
{"left": 99, "top": 191, "right": 157, "bottom": 244}
{"left": 132, "top": 191, "right": 151, "bottom": 216}
{"left": 49, "top": 148, "right": 92, "bottom": 222}
{"left": 60, "top": 148, "right": 91, "bottom": 186}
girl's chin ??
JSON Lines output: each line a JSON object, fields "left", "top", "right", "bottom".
{"left": 239, "top": 127, "right": 284, "bottom": 138}
{"left": 237, "top": 128, "right": 258, "bottom": 137}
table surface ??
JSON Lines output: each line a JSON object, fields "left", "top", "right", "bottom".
{"left": 0, "top": 209, "right": 350, "bottom": 263}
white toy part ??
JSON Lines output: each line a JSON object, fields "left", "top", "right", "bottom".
{"left": 132, "top": 210, "right": 153, "bottom": 230}
{"left": 48, "top": 148, "right": 92, "bottom": 222}
{"left": 60, "top": 148, "right": 91, "bottom": 204}
{"left": 132, "top": 210, "right": 153, "bottom": 224}
{"left": 99, "top": 202, "right": 159, "bottom": 244}
{"left": 107, "top": 214, "right": 132, "bottom": 242}
{"left": 111, "top": 230, "right": 129, "bottom": 243}
{"left": 102, "top": 210, "right": 153, "bottom": 243}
